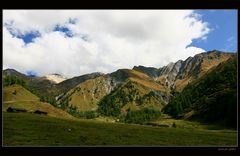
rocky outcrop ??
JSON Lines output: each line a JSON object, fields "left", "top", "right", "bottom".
{"left": 133, "top": 50, "right": 234, "bottom": 91}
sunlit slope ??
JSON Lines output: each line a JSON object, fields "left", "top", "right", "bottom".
{"left": 3, "top": 85, "right": 75, "bottom": 120}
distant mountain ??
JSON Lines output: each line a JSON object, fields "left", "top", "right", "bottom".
{"left": 3, "top": 69, "right": 29, "bottom": 80}
{"left": 163, "top": 55, "right": 237, "bottom": 128}
{"left": 44, "top": 74, "right": 67, "bottom": 84}
{"left": 3, "top": 69, "right": 104, "bottom": 99}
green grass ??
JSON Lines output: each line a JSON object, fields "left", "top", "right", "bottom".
{"left": 153, "top": 118, "right": 235, "bottom": 130}
{"left": 3, "top": 112, "right": 237, "bottom": 146}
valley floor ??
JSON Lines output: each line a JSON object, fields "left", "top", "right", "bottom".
{"left": 3, "top": 112, "right": 237, "bottom": 146}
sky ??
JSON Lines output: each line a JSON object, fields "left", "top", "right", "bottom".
{"left": 3, "top": 10, "right": 237, "bottom": 78}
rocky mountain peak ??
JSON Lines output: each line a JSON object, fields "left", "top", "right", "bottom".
{"left": 44, "top": 74, "right": 67, "bottom": 84}
{"left": 132, "top": 51, "right": 235, "bottom": 91}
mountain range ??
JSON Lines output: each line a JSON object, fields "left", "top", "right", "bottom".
{"left": 3, "top": 50, "right": 237, "bottom": 128}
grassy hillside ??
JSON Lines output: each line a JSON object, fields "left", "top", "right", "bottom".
{"left": 3, "top": 112, "right": 237, "bottom": 146}
{"left": 164, "top": 56, "right": 237, "bottom": 128}
{"left": 3, "top": 84, "right": 39, "bottom": 101}
{"left": 58, "top": 76, "right": 110, "bottom": 111}
{"left": 57, "top": 69, "right": 170, "bottom": 119}
{"left": 97, "top": 80, "right": 168, "bottom": 123}
{"left": 3, "top": 69, "right": 103, "bottom": 100}
{"left": 56, "top": 72, "right": 103, "bottom": 94}
{"left": 3, "top": 85, "right": 75, "bottom": 120}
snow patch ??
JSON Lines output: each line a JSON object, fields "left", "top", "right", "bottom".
{"left": 44, "top": 74, "right": 67, "bottom": 84}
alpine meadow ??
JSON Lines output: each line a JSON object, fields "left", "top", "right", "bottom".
{"left": 2, "top": 10, "right": 238, "bottom": 146}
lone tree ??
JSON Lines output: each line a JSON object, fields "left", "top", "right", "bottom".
{"left": 172, "top": 122, "right": 177, "bottom": 128}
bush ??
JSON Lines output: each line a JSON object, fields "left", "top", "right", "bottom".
{"left": 172, "top": 122, "right": 177, "bottom": 128}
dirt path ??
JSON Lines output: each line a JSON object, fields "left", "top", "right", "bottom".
{"left": 4, "top": 100, "right": 39, "bottom": 103}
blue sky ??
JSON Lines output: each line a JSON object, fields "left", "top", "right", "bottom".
{"left": 190, "top": 10, "right": 237, "bottom": 52}
{"left": 54, "top": 25, "right": 74, "bottom": 38}
{"left": 19, "top": 31, "right": 41, "bottom": 44}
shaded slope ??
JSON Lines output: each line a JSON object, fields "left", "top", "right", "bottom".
{"left": 163, "top": 55, "right": 237, "bottom": 128}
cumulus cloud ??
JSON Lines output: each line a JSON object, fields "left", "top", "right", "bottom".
{"left": 3, "top": 10, "right": 210, "bottom": 78}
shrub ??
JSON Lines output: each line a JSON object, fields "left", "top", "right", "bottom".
{"left": 172, "top": 122, "right": 177, "bottom": 128}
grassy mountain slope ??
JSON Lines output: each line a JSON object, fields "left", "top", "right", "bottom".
{"left": 3, "top": 85, "right": 75, "bottom": 120}
{"left": 57, "top": 76, "right": 111, "bottom": 111}
{"left": 3, "top": 84, "right": 39, "bottom": 101}
{"left": 57, "top": 69, "right": 169, "bottom": 116}
{"left": 111, "top": 69, "right": 168, "bottom": 92}
{"left": 164, "top": 55, "right": 237, "bottom": 128}
{"left": 98, "top": 80, "right": 166, "bottom": 118}
{"left": 55, "top": 72, "right": 104, "bottom": 95}
{"left": 3, "top": 69, "right": 103, "bottom": 99}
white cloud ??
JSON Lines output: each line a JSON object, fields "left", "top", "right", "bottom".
{"left": 3, "top": 10, "right": 209, "bottom": 78}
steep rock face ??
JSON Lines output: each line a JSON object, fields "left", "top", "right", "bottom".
{"left": 174, "top": 50, "right": 233, "bottom": 91}
{"left": 156, "top": 60, "right": 183, "bottom": 89}
{"left": 133, "top": 50, "right": 234, "bottom": 91}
